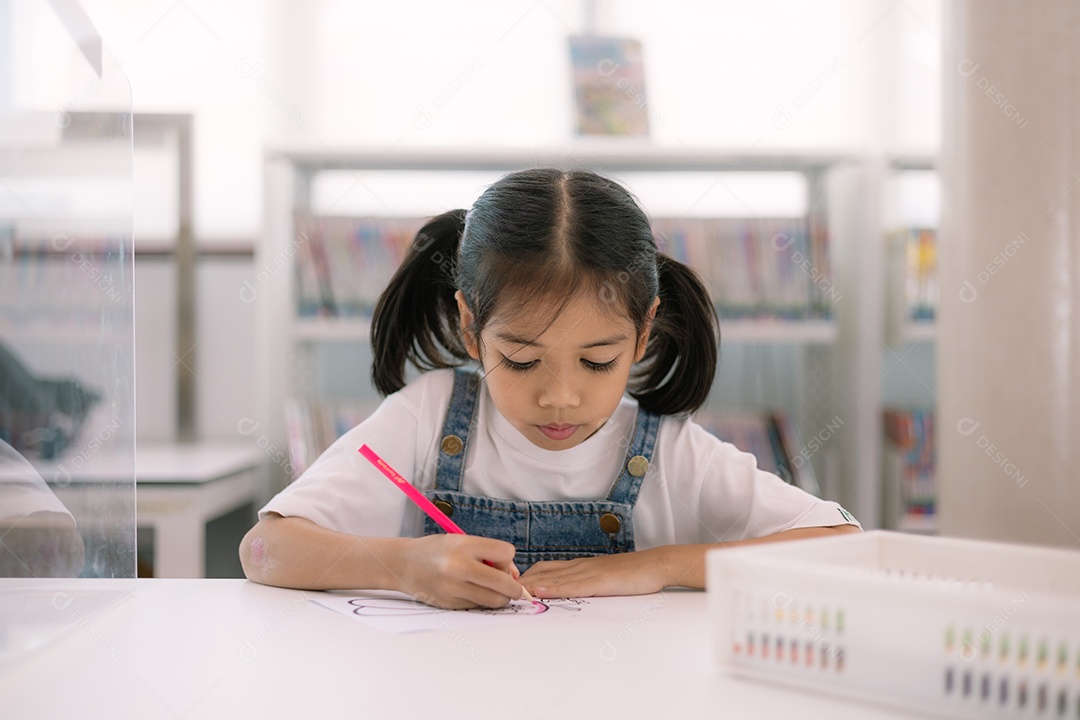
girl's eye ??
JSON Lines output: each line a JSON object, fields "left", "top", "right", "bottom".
{"left": 583, "top": 358, "right": 618, "bottom": 373}
{"left": 500, "top": 356, "right": 537, "bottom": 373}
{"left": 499, "top": 356, "right": 617, "bottom": 373}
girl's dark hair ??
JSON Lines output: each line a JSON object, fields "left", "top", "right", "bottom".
{"left": 371, "top": 168, "right": 719, "bottom": 415}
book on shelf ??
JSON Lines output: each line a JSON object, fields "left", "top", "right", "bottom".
{"left": 653, "top": 217, "right": 834, "bottom": 321}
{"left": 284, "top": 399, "right": 379, "bottom": 478}
{"left": 882, "top": 407, "right": 936, "bottom": 531}
{"left": 293, "top": 214, "right": 425, "bottom": 318}
{"left": 696, "top": 410, "right": 820, "bottom": 495}
{"left": 887, "top": 227, "right": 938, "bottom": 325}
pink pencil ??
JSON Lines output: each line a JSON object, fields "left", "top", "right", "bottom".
{"left": 359, "top": 443, "right": 465, "bottom": 534}
{"left": 358, "top": 444, "right": 534, "bottom": 601}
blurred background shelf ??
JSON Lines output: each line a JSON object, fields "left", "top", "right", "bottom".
{"left": 900, "top": 321, "right": 937, "bottom": 344}
{"left": 721, "top": 319, "right": 837, "bottom": 344}
{"left": 292, "top": 316, "right": 840, "bottom": 345}
{"left": 259, "top": 146, "right": 879, "bottom": 519}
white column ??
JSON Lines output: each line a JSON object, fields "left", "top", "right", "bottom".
{"left": 939, "top": 1, "right": 1080, "bottom": 547}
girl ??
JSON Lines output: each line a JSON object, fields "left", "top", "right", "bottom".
{"left": 241, "top": 168, "right": 859, "bottom": 609}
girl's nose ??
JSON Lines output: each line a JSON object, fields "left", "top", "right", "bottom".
{"left": 537, "top": 375, "right": 580, "bottom": 409}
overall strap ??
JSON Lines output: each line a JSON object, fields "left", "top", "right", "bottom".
{"left": 605, "top": 407, "right": 663, "bottom": 506}
{"left": 433, "top": 368, "right": 482, "bottom": 492}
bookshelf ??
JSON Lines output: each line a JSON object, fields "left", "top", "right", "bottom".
{"left": 259, "top": 145, "right": 877, "bottom": 517}
{"left": 880, "top": 154, "right": 939, "bottom": 533}
{"left": 290, "top": 316, "right": 839, "bottom": 344}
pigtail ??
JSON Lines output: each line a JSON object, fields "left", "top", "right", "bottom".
{"left": 631, "top": 254, "right": 719, "bottom": 415}
{"left": 370, "top": 209, "right": 470, "bottom": 395}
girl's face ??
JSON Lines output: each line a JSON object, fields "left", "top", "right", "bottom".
{"left": 456, "top": 290, "right": 658, "bottom": 451}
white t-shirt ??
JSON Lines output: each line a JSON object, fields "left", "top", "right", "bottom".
{"left": 261, "top": 369, "right": 859, "bottom": 547}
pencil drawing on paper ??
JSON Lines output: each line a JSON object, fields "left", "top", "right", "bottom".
{"left": 346, "top": 596, "right": 590, "bottom": 617}
{"left": 311, "top": 591, "right": 594, "bottom": 633}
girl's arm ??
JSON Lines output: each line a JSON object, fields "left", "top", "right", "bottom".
{"left": 240, "top": 513, "right": 528, "bottom": 609}
{"left": 521, "top": 524, "right": 861, "bottom": 599}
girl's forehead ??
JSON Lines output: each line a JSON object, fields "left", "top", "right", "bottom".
{"left": 486, "top": 292, "right": 635, "bottom": 343}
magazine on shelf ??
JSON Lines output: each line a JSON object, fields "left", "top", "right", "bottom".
{"left": 568, "top": 36, "right": 649, "bottom": 136}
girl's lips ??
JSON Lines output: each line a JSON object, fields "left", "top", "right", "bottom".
{"left": 537, "top": 424, "right": 580, "bottom": 441}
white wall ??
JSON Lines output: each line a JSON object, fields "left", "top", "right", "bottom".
{"left": 133, "top": 257, "right": 255, "bottom": 442}
{"left": 79, "top": 0, "right": 266, "bottom": 243}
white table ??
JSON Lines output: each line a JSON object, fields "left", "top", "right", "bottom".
{"left": 133, "top": 443, "right": 263, "bottom": 577}
{"left": 0, "top": 579, "right": 916, "bottom": 719}
{"left": 47, "top": 442, "right": 264, "bottom": 577}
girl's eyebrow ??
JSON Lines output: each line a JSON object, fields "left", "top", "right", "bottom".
{"left": 494, "top": 332, "right": 628, "bottom": 349}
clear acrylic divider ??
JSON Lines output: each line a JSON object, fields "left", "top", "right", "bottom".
{"left": 0, "top": 0, "right": 135, "bottom": 665}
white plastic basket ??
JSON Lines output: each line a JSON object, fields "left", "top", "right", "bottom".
{"left": 707, "top": 531, "right": 1080, "bottom": 719}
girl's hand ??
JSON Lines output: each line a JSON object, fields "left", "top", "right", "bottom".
{"left": 520, "top": 548, "right": 670, "bottom": 599}
{"left": 396, "top": 534, "right": 526, "bottom": 609}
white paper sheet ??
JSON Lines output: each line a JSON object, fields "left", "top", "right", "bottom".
{"left": 311, "top": 590, "right": 592, "bottom": 634}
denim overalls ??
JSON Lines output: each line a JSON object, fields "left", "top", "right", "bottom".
{"left": 423, "top": 368, "right": 661, "bottom": 571}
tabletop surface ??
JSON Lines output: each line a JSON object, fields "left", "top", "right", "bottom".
{"left": 133, "top": 442, "right": 264, "bottom": 483}
{"left": 28, "top": 441, "right": 265, "bottom": 484}
{"left": 0, "top": 578, "right": 919, "bottom": 720}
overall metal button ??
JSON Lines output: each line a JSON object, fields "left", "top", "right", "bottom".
{"left": 440, "top": 434, "right": 464, "bottom": 455}
{"left": 434, "top": 500, "right": 454, "bottom": 517}
{"left": 627, "top": 455, "right": 649, "bottom": 477}
{"left": 599, "top": 512, "right": 621, "bottom": 534}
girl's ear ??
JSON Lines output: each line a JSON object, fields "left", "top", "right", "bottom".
{"left": 634, "top": 296, "right": 661, "bottom": 362}
{"left": 455, "top": 290, "right": 480, "bottom": 360}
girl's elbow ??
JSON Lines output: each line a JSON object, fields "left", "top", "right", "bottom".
{"left": 239, "top": 524, "right": 273, "bottom": 584}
